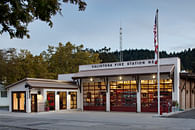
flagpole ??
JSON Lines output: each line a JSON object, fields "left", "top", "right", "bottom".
{"left": 156, "top": 9, "right": 160, "bottom": 116}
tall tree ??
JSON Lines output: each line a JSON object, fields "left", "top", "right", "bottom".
{"left": 0, "top": 49, "right": 7, "bottom": 84}
{"left": 97, "top": 46, "right": 118, "bottom": 63}
{"left": 45, "top": 42, "right": 101, "bottom": 75}
{"left": 0, "top": 0, "right": 86, "bottom": 39}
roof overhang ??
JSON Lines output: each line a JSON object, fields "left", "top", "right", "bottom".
{"left": 180, "top": 72, "right": 195, "bottom": 80}
{"left": 26, "top": 81, "right": 78, "bottom": 89}
{"left": 6, "top": 78, "right": 78, "bottom": 89}
{"left": 73, "top": 64, "right": 175, "bottom": 79}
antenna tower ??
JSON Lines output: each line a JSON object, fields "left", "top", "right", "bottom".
{"left": 120, "top": 25, "right": 123, "bottom": 62}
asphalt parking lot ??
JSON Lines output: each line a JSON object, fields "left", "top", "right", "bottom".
{"left": 0, "top": 110, "right": 195, "bottom": 130}
{"left": 168, "top": 109, "right": 195, "bottom": 119}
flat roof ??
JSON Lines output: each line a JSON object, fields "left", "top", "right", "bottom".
{"left": 6, "top": 78, "right": 78, "bottom": 89}
{"left": 79, "top": 57, "right": 179, "bottom": 71}
{"left": 180, "top": 72, "right": 195, "bottom": 80}
{"left": 73, "top": 64, "right": 174, "bottom": 78}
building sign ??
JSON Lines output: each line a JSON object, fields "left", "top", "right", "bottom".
{"left": 79, "top": 59, "right": 156, "bottom": 71}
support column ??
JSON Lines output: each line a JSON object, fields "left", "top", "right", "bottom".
{"left": 106, "top": 78, "right": 110, "bottom": 112}
{"left": 77, "top": 79, "right": 81, "bottom": 110}
{"left": 55, "top": 91, "right": 59, "bottom": 111}
{"left": 67, "top": 91, "right": 71, "bottom": 110}
{"left": 80, "top": 81, "right": 84, "bottom": 111}
{"left": 137, "top": 79, "right": 141, "bottom": 112}
{"left": 26, "top": 90, "right": 31, "bottom": 113}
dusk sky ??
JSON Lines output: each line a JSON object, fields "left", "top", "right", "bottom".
{"left": 1, "top": 0, "right": 195, "bottom": 55}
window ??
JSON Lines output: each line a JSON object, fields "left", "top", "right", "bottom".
{"left": 59, "top": 92, "right": 67, "bottom": 109}
{"left": 83, "top": 82, "right": 106, "bottom": 110}
{"left": 69, "top": 92, "right": 77, "bottom": 109}
{"left": 12, "top": 92, "right": 26, "bottom": 112}
{"left": 110, "top": 80, "right": 137, "bottom": 112}
{"left": 47, "top": 91, "right": 55, "bottom": 110}
{"left": 141, "top": 79, "right": 173, "bottom": 112}
{"left": 1, "top": 91, "right": 7, "bottom": 97}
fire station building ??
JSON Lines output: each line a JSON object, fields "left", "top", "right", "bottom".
{"left": 6, "top": 57, "right": 195, "bottom": 113}
{"left": 71, "top": 57, "right": 180, "bottom": 112}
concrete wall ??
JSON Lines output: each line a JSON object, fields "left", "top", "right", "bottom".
{"left": 58, "top": 73, "right": 75, "bottom": 81}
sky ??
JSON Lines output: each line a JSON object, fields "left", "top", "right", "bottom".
{"left": 1, "top": 0, "right": 195, "bottom": 55}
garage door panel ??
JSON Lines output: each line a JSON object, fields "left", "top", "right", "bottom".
{"left": 83, "top": 82, "right": 106, "bottom": 111}
{"left": 141, "top": 80, "right": 172, "bottom": 113}
{"left": 110, "top": 81, "right": 137, "bottom": 112}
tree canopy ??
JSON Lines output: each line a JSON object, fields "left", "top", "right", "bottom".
{"left": 1, "top": 43, "right": 195, "bottom": 86}
{"left": 96, "top": 47, "right": 195, "bottom": 73}
{"left": 0, "top": 42, "right": 100, "bottom": 85}
{"left": 0, "top": 0, "right": 86, "bottom": 39}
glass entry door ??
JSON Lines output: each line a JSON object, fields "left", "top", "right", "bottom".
{"left": 31, "top": 94, "right": 37, "bottom": 112}
{"left": 59, "top": 92, "right": 67, "bottom": 109}
{"left": 47, "top": 91, "right": 55, "bottom": 110}
{"left": 12, "top": 92, "right": 26, "bottom": 112}
{"left": 69, "top": 92, "right": 77, "bottom": 109}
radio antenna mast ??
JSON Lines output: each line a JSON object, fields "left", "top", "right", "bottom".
{"left": 120, "top": 23, "right": 123, "bottom": 62}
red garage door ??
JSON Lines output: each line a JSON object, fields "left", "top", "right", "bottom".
{"left": 110, "top": 81, "right": 137, "bottom": 112}
{"left": 141, "top": 80, "right": 172, "bottom": 113}
{"left": 83, "top": 82, "right": 106, "bottom": 111}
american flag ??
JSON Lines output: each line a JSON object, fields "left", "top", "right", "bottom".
{"left": 153, "top": 9, "right": 158, "bottom": 64}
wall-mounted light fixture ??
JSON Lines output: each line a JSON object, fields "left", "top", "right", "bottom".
{"left": 152, "top": 75, "right": 156, "bottom": 79}
{"left": 25, "top": 83, "right": 32, "bottom": 89}
{"left": 119, "top": 76, "right": 122, "bottom": 80}
{"left": 90, "top": 77, "right": 93, "bottom": 82}
{"left": 38, "top": 90, "right": 41, "bottom": 95}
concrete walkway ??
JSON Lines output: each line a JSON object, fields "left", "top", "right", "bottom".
{"left": 0, "top": 111, "right": 195, "bottom": 130}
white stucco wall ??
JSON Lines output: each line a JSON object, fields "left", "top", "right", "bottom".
{"left": 58, "top": 73, "right": 76, "bottom": 81}
{"left": 7, "top": 82, "right": 30, "bottom": 112}
{"left": 0, "top": 94, "right": 9, "bottom": 106}
{"left": 0, "top": 85, "right": 9, "bottom": 107}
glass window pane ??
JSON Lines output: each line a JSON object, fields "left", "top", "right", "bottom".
{"left": 1, "top": 91, "right": 7, "bottom": 97}
{"left": 19, "top": 93, "right": 25, "bottom": 111}
{"left": 47, "top": 91, "right": 55, "bottom": 110}
{"left": 13, "top": 93, "right": 18, "bottom": 110}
